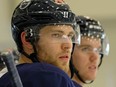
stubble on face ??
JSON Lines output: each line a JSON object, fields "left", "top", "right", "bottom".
{"left": 35, "top": 25, "right": 73, "bottom": 72}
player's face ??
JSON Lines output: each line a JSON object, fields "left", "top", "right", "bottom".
{"left": 72, "top": 37, "right": 101, "bottom": 81}
{"left": 37, "top": 25, "right": 75, "bottom": 71}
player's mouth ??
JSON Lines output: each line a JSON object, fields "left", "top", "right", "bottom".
{"left": 88, "top": 65, "right": 97, "bottom": 72}
{"left": 59, "top": 55, "right": 69, "bottom": 62}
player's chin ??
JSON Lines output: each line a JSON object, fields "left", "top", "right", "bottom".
{"left": 57, "top": 62, "right": 68, "bottom": 70}
{"left": 87, "top": 74, "right": 97, "bottom": 81}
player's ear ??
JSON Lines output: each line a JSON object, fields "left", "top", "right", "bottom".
{"left": 21, "top": 31, "right": 33, "bottom": 50}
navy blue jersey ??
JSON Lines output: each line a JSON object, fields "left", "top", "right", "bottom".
{"left": 0, "top": 63, "right": 75, "bottom": 87}
{"left": 72, "top": 80, "right": 82, "bottom": 87}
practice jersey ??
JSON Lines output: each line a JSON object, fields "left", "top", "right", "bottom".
{"left": 0, "top": 63, "right": 75, "bottom": 87}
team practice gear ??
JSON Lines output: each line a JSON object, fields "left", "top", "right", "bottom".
{"left": 70, "top": 16, "right": 110, "bottom": 84}
{"left": 0, "top": 63, "right": 75, "bottom": 87}
{"left": 76, "top": 16, "right": 109, "bottom": 56}
{"left": 11, "top": 0, "right": 80, "bottom": 62}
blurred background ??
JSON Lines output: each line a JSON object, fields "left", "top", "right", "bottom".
{"left": 0, "top": 0, "right": 116, "bottom": 87}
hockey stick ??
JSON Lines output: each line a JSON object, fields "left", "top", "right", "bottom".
{"left": 1, "top": 50, "right": 23, "bottom": 87}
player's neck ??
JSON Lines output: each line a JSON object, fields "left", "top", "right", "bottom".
{"left": 18, "top": 54, "right": 32, "bottom": 64}
{"left": 72, "top": 74, "right": 84, "bottom": 86}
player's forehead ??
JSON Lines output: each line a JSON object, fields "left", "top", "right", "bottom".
{"left": 39, "top": 25, "right": 75, "bottom": 34}
{"left": 80, "top": 36, "right": 101, "bottom": 47}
